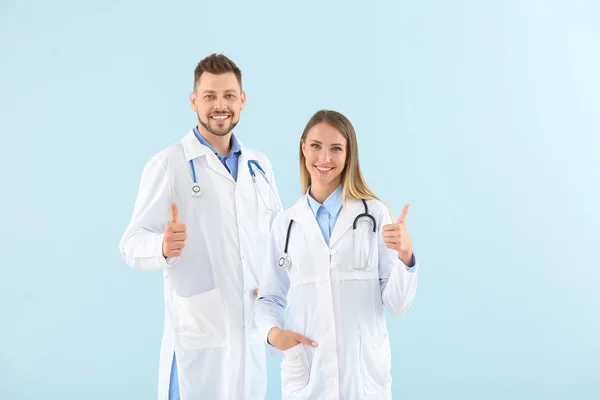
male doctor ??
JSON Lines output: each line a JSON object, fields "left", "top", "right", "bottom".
{"left": 119, "top": 53, "right": 282, "bottom": 400}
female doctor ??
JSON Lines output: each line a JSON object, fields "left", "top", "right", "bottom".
{"left": 255, "top": 109, "right": 419, "bottom": 399}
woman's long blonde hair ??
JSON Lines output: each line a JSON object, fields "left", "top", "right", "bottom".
{"left": 299, "top": 110, "right": 384, "bottom": 207}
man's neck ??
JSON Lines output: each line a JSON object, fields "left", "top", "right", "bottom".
{"left": 197, "top": 126, "right": 231, "bottom": 156}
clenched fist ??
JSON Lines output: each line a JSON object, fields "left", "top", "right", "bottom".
{"left": 382, "top": 204, "right": 414, "bottom": 266}
{"left": 162, "top": 202, "right": 187, "bottom": 258}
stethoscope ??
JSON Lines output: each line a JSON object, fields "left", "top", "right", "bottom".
{"left": 189, "top": 159, "right": 202, "bottom": 196}
{"left": 247, "top": 160, "right": 281, "bottom": 212}
{"left": 189, "top": 159, "right": 281, "bottom": 212}
{"left": 278, "top": 199, "right": 376, "bottom": 270}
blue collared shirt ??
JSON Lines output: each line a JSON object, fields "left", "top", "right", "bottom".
{"left": 306, "top": 184, "right": 344, "bottom": 246}
{"left": 193, "top": 126, "right": 242, "bottom": 181}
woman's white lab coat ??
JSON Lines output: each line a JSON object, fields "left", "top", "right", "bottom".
{"left": 255, "top": 196, "right": 418, "bottom": 400}
{"left": 119, "top": 129, "right": 281, "bottom": 400}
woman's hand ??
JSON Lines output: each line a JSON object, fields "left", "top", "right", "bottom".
{"left": 268, "top": 327, "right": 318, "bottom": 351}
{"left": 382, "top": 204, "right": 414, "bottom": 266}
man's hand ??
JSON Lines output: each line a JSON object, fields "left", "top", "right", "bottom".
{"left": 162, "top": 202, "right": 187, "bottom": 258}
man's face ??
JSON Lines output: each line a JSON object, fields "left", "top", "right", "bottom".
{"left": 190, "top": 72, "right": 246, "bottom": 137}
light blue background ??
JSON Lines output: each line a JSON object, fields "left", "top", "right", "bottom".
{"left": 1, "top": 0, "right": 599, "bottom": 399}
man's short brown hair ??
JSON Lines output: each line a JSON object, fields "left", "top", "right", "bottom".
{"left": 193, "top": 53, "right": 242, "bottom": 91}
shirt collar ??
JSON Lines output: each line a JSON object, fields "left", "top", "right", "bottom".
{"left": 306, "top": 184, "right": 343, "bottom": 217}
{"left": 193, "top": 126, "right": 242, "bottom": 158}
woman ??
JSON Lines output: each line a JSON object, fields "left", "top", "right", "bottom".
{"left": 255, "top": 110, "right": 419, "bottom": 399}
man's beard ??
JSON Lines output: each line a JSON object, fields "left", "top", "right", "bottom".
{"left": 198, "top": 113, "right": 238, "bottom": 137}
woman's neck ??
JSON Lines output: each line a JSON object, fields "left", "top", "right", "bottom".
{"left": 309, "top": 180, "right": 340, "bottom": 204}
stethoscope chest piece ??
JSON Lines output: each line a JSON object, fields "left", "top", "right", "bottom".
{"left": 191, "top": 184, "right": 202, "bottom": 197}
{"left": 279, "top": 253, "right": 291, "bottom": 270}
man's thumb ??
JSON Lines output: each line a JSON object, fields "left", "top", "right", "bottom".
{"left": 170, "top": 202, "right": 179, "bottom": 222}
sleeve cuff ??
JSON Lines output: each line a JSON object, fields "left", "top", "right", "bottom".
{"left": 260, "top": 324, "right": 281, "bottom": 346}
{"left": 402, "top": 253, "right": 418, "bottom": 273}
{"left": 158, "top": 233, "right": 179, "bottom": 267}
{"left": 264, "top": 326, "right": 282, "bottom": 356}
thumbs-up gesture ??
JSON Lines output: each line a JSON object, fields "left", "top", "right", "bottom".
{"left": 162, "top": 202, "right": 187, "bottom": 258}
{"left": 382, "top": 204, "right": 414, "bottom": 266}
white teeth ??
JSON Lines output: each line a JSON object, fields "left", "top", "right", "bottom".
{"left": 212, "top": 115, "right": 229, "bottom": 120}
{"left": 316, "top": 167, "right": 333, "bottom": 172}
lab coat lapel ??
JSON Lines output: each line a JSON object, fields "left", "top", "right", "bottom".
{"left": 236, "top": 150, "right": 252, "bottom": 190}
{"left": 329, "top": 198, "right": 363, "bottom": 248}
{"left": 181, "top": 130, "right": 235, "bottom": 182}
{"left": 289, "top": 196, "right": 328, "bottom": 247}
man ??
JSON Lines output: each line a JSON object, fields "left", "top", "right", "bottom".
{"left": 119, "top": 54, "right": 281, "bottom": 400}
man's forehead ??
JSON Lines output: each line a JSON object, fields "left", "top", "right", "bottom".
{"left": 200, "top": 88, "right": 239, "bottom": 93}
{"left": 197, "top": 72, "right": 240, "bottom": 91}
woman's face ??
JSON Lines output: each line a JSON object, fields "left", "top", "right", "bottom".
{"left": 302, "top": 122, "right": 348, "bottom": 189}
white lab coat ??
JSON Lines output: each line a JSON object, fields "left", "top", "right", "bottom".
{"left": 255, "top": 196, "right": 418, "bottom": 400}
{"left": 119, "top": 129, "right": 281, "bottom": 400}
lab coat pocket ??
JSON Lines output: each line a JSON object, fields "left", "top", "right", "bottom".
{"left": 351, "top": 226, "right": 378, "bottom": 272}
{"left": 172, "top": 288, "right": 228, "bottom": 350}
{"left": 360, "top": 336, "right": 392, "bottom": 394}
{"left": 281, "top": 343, "right": 310, "bottom": 398}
